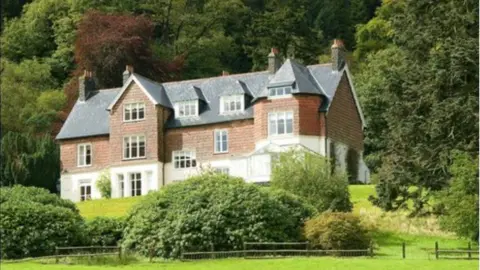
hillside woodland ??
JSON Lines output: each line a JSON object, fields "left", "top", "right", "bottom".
{"left": 0, "top": 0, "right": 478, "bottom": 241}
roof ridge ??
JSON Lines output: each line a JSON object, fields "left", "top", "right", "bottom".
{"left": 307, "top": 63, "right": 332, "bottom": 67}
{"left": 93, "top": 87, "right": 122, "bottom": 92}
{"left": 162, "top": 70, "right": 270, "bottom": 85}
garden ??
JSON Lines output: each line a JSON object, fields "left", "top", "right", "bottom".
{"left": 0, "top": 150, "right": 478, "bottom": 270}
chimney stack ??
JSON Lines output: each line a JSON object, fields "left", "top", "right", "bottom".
{"left": 222, "top": 70, "right": 229, "bottom": 76}
{"left": 123, "top": 65, "right": 134, "bottom": 85}
{"left": 268, "top": 48, "right": 281, "bottom": 74}
{"left": 331, "top": 39, "right": 346, "bottom": 71}
{"left": 79, "top": 70, "right": 96, "bottom": 102}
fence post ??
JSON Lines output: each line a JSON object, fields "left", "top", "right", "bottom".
{"left": 55, "top": 247, "right": 59, "bottom": 264}
{"left": 243, "top": 242, "right": 246, "bottom": 259}
{"left": 369, "top": 241, "right": 374, "bottom": 257}
{"left": 118, "top": 246, "right": 122, "bottom": 260}
{"left": 435, "top": 241, "right": 439, "bottom": 259}
{"left": 402, "top": 242, "right": 406, "bottom": 259}
{"left": 211, "top": 244, "right": 215, "bottom": 259}
{"left": 468, "top": 242, "right": 472, "bottom": 260}
{"left": 306, "top": 242, "right": 310, "bottom": 257}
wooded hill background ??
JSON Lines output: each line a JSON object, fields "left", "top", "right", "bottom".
{"left": 0, "top": 0, "right": 478, "bottom": 238}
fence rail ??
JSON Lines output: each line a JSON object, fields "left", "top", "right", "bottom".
{"left": 54, "top": 246, "right": 122, "bottom": 263}
{"left": 433, "top": 241, "right": 479, "bottom": 260}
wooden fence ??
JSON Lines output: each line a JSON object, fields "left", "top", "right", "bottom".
{"left": 54, "top": 246, "right": 122, "bottom": 263}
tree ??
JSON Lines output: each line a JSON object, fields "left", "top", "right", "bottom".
{"left": 270, "top": 149, "right": 352, "bottom": 212}
{"left": 356, "top": 0, "right": 479, "bottom": 213}
{"left": 96, "top": 170, "right": 112, "bottom": 199}
{"left": 438, "top": 151, "right": 479, "bottom": 241}
{"left": 0, "top": 132, "right": 60, "bottom": 193}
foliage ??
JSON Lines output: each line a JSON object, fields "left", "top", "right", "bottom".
{"left": 0, "top": 59, "right": 63, "bottom": 133}
{"left": 96, "top": 170, "right": 112, "bottom": 199}
{"left": 270, "top": 149, "right": 352, "bottom": 212}
{"left": 75, "top": 10, "right": 183, "bottom": 88}
{"left": 304, "top": 212, "right": 372, "bottom": 250}
{"left": 0, "top": 186, "right": 84, "bottom": 259}
{"left": 85, "top": 216, "right": 125, "bottom": 246}
{"left": 122, "top": 172, "right": 314, "bottom": 258}
{"left": 437, "top": 151, "right": 479, "bottom": 241}
{"left": 0, "top": 185, "right": 77, "bottom": 212}
{"left": 356, "top": 0, "right": 479, "bottom": 214}
{"left": 0, "top": 133, "right": 60, "bottom": 193}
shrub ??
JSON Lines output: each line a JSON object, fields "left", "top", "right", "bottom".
{"left": 0, "top": 185, "right": 78, "bottom": 213}
{"left": 438, "top": 151, "right": 479, "bottom": 241}
{"left": 304, "top": 212, "right": 372, "bottom": 251}
{"left": 96, "top": 170, "right": 112, "bottom": 199}
{"left": 271, "top": 149, "right": 353, "bottom": 212}
{"left": 85, "top": 217, "right": 125, "bottom": 246}
{"left": 123, "top": 172, "right": 314, "bottom": 258}
{"left": 0, "top": 186, "right": 85, "bottom": 259}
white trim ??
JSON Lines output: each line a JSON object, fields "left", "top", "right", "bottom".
{"left": 267, "top": 111, "right": 294, "bottom": 137}
{"left": 220, "top": 94, "right": 244, "bottom": 114}
{"left": 79, "top": 182, "right": 92, "bottom": 201}
{"left": 344, "top": 66, "right": 367, "bottom": 129}
{"left": 214, "top": 129, "right": 229, "bottom": 153}
{"left": 123, "top": 102, "right": 146, "bottom": 122}
{"left": 107, "top": 75, "right": 158, "bottom": 111}
{"left": 174, "top": 100, "right": 199, "bottom": 118}
{"left": 77, "top": 143, "right": 92, "bottom": 167}
{"left": 123, "top": 135, "right": 146, "bottom": 160}
{"left": 172, "top": 150, "right": 197, "bottom": 169}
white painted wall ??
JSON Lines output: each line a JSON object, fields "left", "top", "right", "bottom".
{"left": 109, "top": 162, "right": 162, "bottom": 198}
{"left": 61, "top": 171, "right": 101, "bottom": 202}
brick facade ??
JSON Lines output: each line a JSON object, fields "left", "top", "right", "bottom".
{"left": 326, "top": 74, "right": 364, "bottom": 151}
{"left": 253, "top": 95, "right": 325, "bottom": 141}
{"left": 60, "top": 136, "right": 110, "bottom": 173}
{"left": 165, "top": 119, "right": 255, "bottom": 162}
{"left": 109, "top": 82, "right": 162, "bottom": 165}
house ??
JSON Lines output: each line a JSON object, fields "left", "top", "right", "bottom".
{"left": 56, "top": 40, "right": 370, "bottom": 202}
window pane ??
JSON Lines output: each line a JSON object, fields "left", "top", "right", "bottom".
{"left": 138, "top": 107, "right": 144, "bottom": 119}
{"left": 124, "top": 138, "right": 130, "bottom": 158}
{"left": 286, "top": 118, "right": 293, "bottom": 134}
{"left": 139, "top": 141, "right": 145, "bottom": 157}
{"left": 235, "top": 99, "right": 241, "bottom": 110}
{"left": 131, "top": 137, "right": 138, "bottom": 157}
{"left": 278, "top": 118, "right": 285, "bottom": 134}
{"left": 132, "top": 107, "right": 138, "bottom": 120}
{"left": 269, "top": 119, "right": 276, "bottom": 135}
{"left": 222, "top": 141, "right": 227, "bottom": 152}
{"left": 269, "top": 89, "right": 275, "bottom": 96}
{"left": 285, "top": 87, "right": 291, "bottom": 94}
{"left": 85, "top": 146, "right": 91, "bottom": 165}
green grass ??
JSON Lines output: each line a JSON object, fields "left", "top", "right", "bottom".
{"left": 77, "top": 185, "right": 378, "bottom": 219}
{"left": 2, "top": 257, "right": 478, "bottom": 270}
{"left": 77, "top": 196, "right": 141, "bottom": 219}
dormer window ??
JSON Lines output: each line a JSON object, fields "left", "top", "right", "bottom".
{"left": 268, "top": 86, "right": 292, "bottom": 97}
{"left": 175, "top": 100, "right": 198, "bottom": 118}
{"left": 124, "top": 103, "right": 145, "bottom": 122}
{"left": 220, "top": 95, "right": 244, "bottom": 114}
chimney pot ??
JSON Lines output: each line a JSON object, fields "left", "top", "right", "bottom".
{"left": 123, "top": 65, "right": 134, "bottom": 85}
{"left": 331, "top": 39, "right": 346, "bottom": 71}
{"left": 222, "top": 70, "right": 229, "bottom": 76}
{"left": 268, "top": 48, "right": 281, "bottom": 74}
{"left": 79, "top": 69, "right": 96, "bottom": 102}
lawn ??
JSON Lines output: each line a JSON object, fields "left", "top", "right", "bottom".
{"left": 2, "top": 257, "right": 478, "bottom": 270}
{"left": 77, "top": 185, "right": 377, "bottom": 219}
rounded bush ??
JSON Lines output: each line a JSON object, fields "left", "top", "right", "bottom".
{"left": 0, "top": 186, "right": 84, "bottom": 259}
{"left": 0, "top": 185, "right": 78, "bottom": 213}
{"left": 86, "top": 217, "right": 125, "bottom": 246}
{"left": 123, "top": 172, "right": 314, "bottom": 258}
{"left": 304, "top": 212, "right": 372, "bottom": 251}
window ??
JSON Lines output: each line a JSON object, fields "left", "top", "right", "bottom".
{"left": 118, "top": 174, "right": 124, "bottom": 198}
{"left": 124, "top": 103, "right": 145, "bottom": 122}
{"left": 123, "top": 135, "right": 146, "bottom": 159}
{"left": 268, "top": 112, "right": 293, "bottom": 136}
{"left": 214, "top": 130, "right": 228, "bottom": 153}
{"left": 77, "top": 144, "right": 92, "bottom": 167}
{"left": 173, "top": 150, "right": 197, "bottom": 169}
{"left": 220, "top": 95, "right": 243, "bottom": 114}
{"left": 130, "top": 173, "right": 142, "bottom": 197}
{"left": 175, "top": 100, "right": 198, "bottom": 118}
{"left": 214, "top": 167, "right": 230, "bottom": 175}
{"left": 80, "top": 184, "right": 91, "bottom": 201}
{"left": 268, "top": 86, "right": 292, "bottom": 97}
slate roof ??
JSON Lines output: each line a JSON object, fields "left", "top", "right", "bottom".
{"left": 56, "top": 60, "right": 357, "bottom": 140}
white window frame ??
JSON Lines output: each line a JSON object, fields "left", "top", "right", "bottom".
{"left": 77, "top": 143, "right": 92, "bottom": 167}
{"left": 214, "top": 129, "right": 228, "bottom": 153}
{"left": 175, "top": 100, "right": 198, "bottom": 118}
{"left": 268, "top": 86, "right": 293, "bottom": 98}
{"left": 214, "top": 167, "right": 230, "bottom": 175}
{"left": 130, "top": 172, "right": 142, "bottom": 197}
{"left": 123, "top": 135, "right": 146, "bottom": 160}
{"left": 173, "top": 150, "right": 197, "bottom": 169}
{"left": 79, "top": 183, "right": 92, "bottom": 201}
{"left": 220, "top": 95, "right": 244, "bottom": 114}
{"left": 118, "top": 174, "right": 125, "bottom": 198}
{"left": 268, "top": 111, "right": 294, "bottom": 136}
{"left": 123, "top": 102, "right": 145, "bottom": 122}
